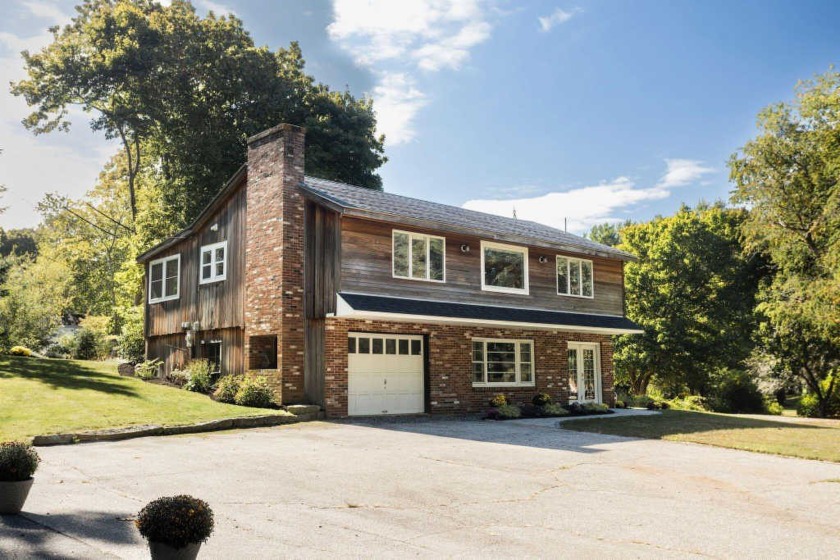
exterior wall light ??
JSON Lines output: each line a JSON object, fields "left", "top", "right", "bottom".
{"left": 460, "top": 244, "right": 470, "bottom": 253}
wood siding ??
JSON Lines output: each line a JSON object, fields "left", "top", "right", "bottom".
{"left": 145, "top": 186, "right": 247, "bottom": 337}
{"left": 340, "top": 217, "right": 625, "bottom": 316}
{"left": 146, "top": 327, "right": 244, "bottom": 376}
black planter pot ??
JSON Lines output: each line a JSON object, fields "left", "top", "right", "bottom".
{"left": 0, "top": 478, "right": 34, "bottom": 515}
{"left": 148, "top": 540, "right": 202, "bottom": 560}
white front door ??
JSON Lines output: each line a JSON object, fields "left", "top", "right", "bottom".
{"left": 348, "top": 333, "right": 425, "bottom": 415}
{"left": 567, "top": 342, "right": 602, "bottom": 404}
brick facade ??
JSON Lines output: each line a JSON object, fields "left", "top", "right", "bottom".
{"left": 244, "top": 124, "right": 307, "bottom": 402}
{"left": 323, "top": 317, "right": 615, "bottom": 418}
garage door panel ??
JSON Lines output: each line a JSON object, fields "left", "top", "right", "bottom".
{"left": 348, "top": 333, "right": 424, "bottom": 416}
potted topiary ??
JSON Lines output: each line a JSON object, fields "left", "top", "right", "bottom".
{"left": 0, "top": 441, "right": 40, "bottom": 514}
{"left": 136, "top": 495, "right": 214, "bottom": 560}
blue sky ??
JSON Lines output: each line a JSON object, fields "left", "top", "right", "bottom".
{"left": 1, "top": 0, "right": 839, "bottom": 233}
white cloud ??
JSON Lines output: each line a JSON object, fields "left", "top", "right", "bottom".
{"left": 462, "top": 159, "right": 715, "bottom": 234}
{"left": 195, "top": 0, "right": 235, "bottom": 17}
{"left": 328, "top": 0, "right": 495, "bottom": 144}
{"left": 538, "top": 8, "right": 578, "bottom": 32}
{"left": 20, "top": 1, "right": 67, "bottom": 22}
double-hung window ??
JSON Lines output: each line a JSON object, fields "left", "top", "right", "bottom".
{"left": 392, "top": 230, "right": 445, "bottom": 282}
{"left": 481, "top": 241, "right": 529, "bottom": 294}
{"left": 200, "top": 241, "right": 227, "bottom": 284}
{"left": 557, "top": 256, "right": 594, "bottom": 297}
{"left": 148, "top": 254, "right": 180, "bottom": 303}
{"left": 472, "top": 339, "right": 534, "bottom": 386}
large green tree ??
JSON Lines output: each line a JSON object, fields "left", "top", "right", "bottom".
{"left": 614, "top": 204, "right": 763, "bottom": 395}
{"left": 12, "top": 0, "right": 385, "bottom": 229}
{"left": 730, "top": 70, "right": 840, "bottom": 416}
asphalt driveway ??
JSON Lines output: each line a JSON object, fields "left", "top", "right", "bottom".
{"left": 2, "top": 418, "right": 839, "bottom": 559}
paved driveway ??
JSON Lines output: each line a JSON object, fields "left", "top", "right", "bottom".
{"left": 2, "top": 418, "right": 839, "bottom": 559}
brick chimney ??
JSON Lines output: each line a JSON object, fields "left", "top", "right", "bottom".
{"left": 244, "top": 124, "right": 306, "bottom": 403}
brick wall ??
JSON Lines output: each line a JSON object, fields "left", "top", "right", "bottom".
{"left": 323, "top": 318, "right": 615, "bottom": 417}
{"left": 244, "top": 124, "right": 307, "bottom": 402}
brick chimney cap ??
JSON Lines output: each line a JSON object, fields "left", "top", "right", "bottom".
{"left": 246, "top": 123, "right": 306, "bottom": 145}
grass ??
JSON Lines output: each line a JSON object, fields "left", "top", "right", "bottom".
{"left": 0, "top": 355, "right": 285, "bottom": 442}
{"left": 563, "top": 409, "right": 840, "bottom": 462}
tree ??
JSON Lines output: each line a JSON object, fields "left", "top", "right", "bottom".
{"left": 614, "top": 204, "right": 763, "bottom": 395}
{"left": 729, "top": 70, "right": 840, "bottom": 416}
{"left": 12, "top": 0, "right": 385, "bottom": 229}
{"left": 586, "top": 220, "right": 633, "bottom": 247}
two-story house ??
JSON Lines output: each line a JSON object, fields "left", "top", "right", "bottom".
{"left": 138, "top": 123, "right": 641, "bottom": 417}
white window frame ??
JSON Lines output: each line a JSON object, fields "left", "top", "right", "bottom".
{"left": 391, "top": 229, "right": 446, "bottom": 283}
{"left": 480, "top": 240, "right": 529, "bottom": 295}
{"left": 148, "top": 254, "right": 181, "bottom": 304}
{"left": 556, "top": 255, "right": 594, "bottom": 299}
{"left": 471, "top": 338, "right": 535, "bottom": 387}
{"left": 199, "top": 241, "right": 228, "bottom": 285}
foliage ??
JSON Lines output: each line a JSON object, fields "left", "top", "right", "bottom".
{"left": 613, "top": 203, "right": 763, "bottom": 396}
{"left": 116, "top": 306, "right": 144, "bottom": 363}
{"left": 135, "top": 358, "right": 161, "bottom": 380}
{"left": 135, "top": 495, "right": 214, "bottom": 548}
{"left": 70, "top": 329, "right": 100, "bottom": 360}
{"left": 165, "top": 369, "right": 188, "bottom": 388}
{"left": 710, "top": 371, "right": 765, "bottom": 414}
{"left": 495, "top": 404, "right": 522, "bottom": 419}
{"left": 8, "top": 346, "right": 33, "bottom": 357}
{"left": 532, "top": 392, "right": 552, "bottom": 406}
{"left": 764, "top": 399, "right": 783, "bottom": 416}
{"left": 213, "top": 375, "right": 242, "bottom": 404}
{"left": 667, "top": 395, "right": 711, "bottom": 412}
{"left": 796, "top": 376, "right": 840, "bottom": 418}
{"left": 0, "top": 441, "right": 40, "bottom": 482}
{"left": 43, "top": 342, "right": 69, "bottom": 359}
{"left": 489, "top": 394, "right": 507, "bottom": 408}
{"left": 586, "top": 220, "right": 632, "bottom": 247}
{"left": 540, "top": 403, "right": 570, "bottom": 417}
{"left": 729, "top": 70, "right": 840, "bottom": 417}
{"left": 645, "top": 400, "right": 671, "bottom": 411}
{"left": 614, "top": 399, "right": 626, "bottom": 409}
{"left": 234, "top": 376, "right": 275, "bottom": 408}
{"left": 0, "top": 256, "right": 71, "bottom": 352}
{"left": 184, "top": 360, "right": 213, "bottom": 393}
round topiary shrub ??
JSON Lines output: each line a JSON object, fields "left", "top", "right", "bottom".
{"left": 234, "top": 376, "right": 275, "bottom": 408}
{"left": 136, "top": 495, "right": 214, "bottom": 549}
{"left": 213, "top": 375, "right": 243, "bottom": 404}
{"left": 489, "top": 394, "right": 507, "bottom": 408}
{"left": 532, "top": 392, "right": 552, "bottom": 407}
{"left": 0, "top": 442, "right": 40, "bottom": 481}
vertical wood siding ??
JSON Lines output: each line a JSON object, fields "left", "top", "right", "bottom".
{"left": 146, "top": 327, "right": 243, "bottom": 376}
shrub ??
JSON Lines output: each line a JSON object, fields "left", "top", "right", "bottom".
{"left": 234, "top": 376, "right": 275, "bottom": 408}
{"left": 489, "top": 394, "right": 507, "bottom": 408}
{"left": 583, "top": 402, "right": 611, "bottom": 414}
{"left": 135, "top": 359, "right": 162, "bottom": 380}
{"left": 166, "top": 369, "right": 189, "bottom": 388}
{"left": 713, "top": 372, "right": 765, "bottom": 414}
{"left": 540, "top": 403, "right": 569, "bottom": 417}
{"left": 495, "top": 404, "right": 521, "bottom": 419}
{"left": 567, "top": 401, "right": 583, "bottom": 415}
{"left": 668, "top": 395, "right": 710, "bottom": 412}
{"left": 71, "top": 329, "right": 100, "bottom": 360}
{"left": 797, "top": 393, "right": 821, "bottom": 418}
{"left": 532, "top": 392, "right": 552, "bottom": 406}
{"left": 646, "top": 400, "right": 670, "bottom": 411}
{"left": 213, "top": 375, "right": 242, "bottom": 404}
{"left": 43, "top": 342, "right": 69, "bottom": 359}
{"left": 764, "top": 398, "right": 783, "bottom": 416}
{"left": 614, "top": 400, "right": 626, "bottom": 409}
{"left": 483, "top": 408, "right": 501, "bottom": 420}
{"left": 0, "top": 442, "right": 40, "bottom": 481}
{"left": 519, "top": 403, "right": 540, "bottom": 418}
{"left": 9, "top": 346, "right": 33, "bottom": 357}
{"left": 135, "top": 495, "right": 214, "bottom": 549}
{"left": 184, "top": 360, "right": 213, "bottom": 393}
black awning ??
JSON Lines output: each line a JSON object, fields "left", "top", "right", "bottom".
{"left": 338, "top": 293, "right": 643, "bottom": 333}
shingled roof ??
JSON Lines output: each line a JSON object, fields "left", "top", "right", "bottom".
{"left": 302, "top": 176, "right": 636, "bottom": 261}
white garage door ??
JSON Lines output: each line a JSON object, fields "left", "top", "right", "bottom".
{"left": 348, "top": 333, "right": 425, "bottom": 416}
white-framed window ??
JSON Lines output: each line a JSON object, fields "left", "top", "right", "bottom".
{"left": 392, "top": 230, "right": 445, "bottom": 282}
{"left": 148, "top": 254, "right": 180, "bottom": 303}
{"left": 471, "top": 338, "right": 534, "bottom": 386}
{"left": 481, "top": 241, "right": 529, "bottom": 294}
{"left": 556, "top": 255, "right": 594, "bottom": 298}
{"left": 199, "top": 241, "right": 227, "bottom": 284}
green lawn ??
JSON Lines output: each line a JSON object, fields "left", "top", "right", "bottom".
{"left": 0, "top": 356, "right": 284, "bottom": 442}
{"left": 563, "top": 409, "right": 840, "bottom": 462}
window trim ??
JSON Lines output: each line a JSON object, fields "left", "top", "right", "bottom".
{"left": 148, "top": 254, "right": 181, "bottom": 304}
{"left": 471, "top": 337, "right": 535, "bottom": 387}
{"left": 199, "top": 240, "right": 228, "bottom": 285}
{"left": 391, "top": 229, "right": 446, "bottom": 283}
{"left": 556, "top": 255, "right": 595, "bottom": 299}
{"left": 480, "top": 240, "right": 529, "bottom": 295}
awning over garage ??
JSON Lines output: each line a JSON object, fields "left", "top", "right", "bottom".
{"left": 335, "top": 292, "right": 644, "bottom": 335}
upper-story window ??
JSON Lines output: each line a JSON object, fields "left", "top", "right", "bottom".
{"left": 481, "top": 241, "right": 529, "bottom": 294}
{"left": 392, "top": 230, "right": 445, "bottom": 282}
{"left": 557, "top": 255, "right": 594, "bottom": 298}
{"left": 200, "top": 241, "right": 227, "bottom": 284}
{"left": 149, "top": 254, "right": 180, "bottom": 303}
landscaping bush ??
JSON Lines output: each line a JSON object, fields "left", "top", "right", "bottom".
{"left": 213, "top": 375, "right": 242, "bottom": 404}
{"left": 795, "top": 376, "right": 840, "bottom": 418}
{"left": 712, "top": 372, "right": 765, "bottom": 414}
{"left": 0, "top": 442, "right": 40, "bottom": 481}
{"left": 8, "top": 346, "right": 33, "bottom": 357}
{"left": 135, "top": 359, "right": 162, "bottom": 380}
{"left": 483, "top": 408, "right": 502, "bottom": 420}
{"left": 614, "top": 400, "right": 626, "bottom": 409}
{"left": 797, "top": 393, "right": 821, "bottom": 418}
{"left": 495, "top": 404, "right": 521, "bottom": 419}
{"left": 234, "top": 376, "right": 275, "bottom": 408}
{"left": 489, "top": 394, "right": 507, "bottom": 408}
{"left": 43, "top": 342, "right": 70, "bottom": 359}
{"left": 764, "top": 398, "right": 783, "bottom": 416}
{"left": 70, "top": 328, "right": 99, "bottom": 360}
{"left": 645, "top": 400, "right": 670, "bottom": 411}
{"left": 116, "top": 307, "right": 145, "bottom": 363}
{"left": 135, "top": 495, "right": 214, "bottom": 549}
{"left": 184, "top": 360, "right": 213, "bottom": 393}
{"left": 166, "top": 368, "right": 189, "bottom": 388}
{"left": 582, "top": 402, "right": 611, "bottom": 414}
{"left": 541, "top": 403, "right": 569, "bottom": 417}
{"left": 519, "top": 403, "right": 540, "bottom": 418}
{"left": 532, "top": 392, "right": 552, "bottom": 406}
{"left": 668, "top": 395, "right": 710, "bottom": 412}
